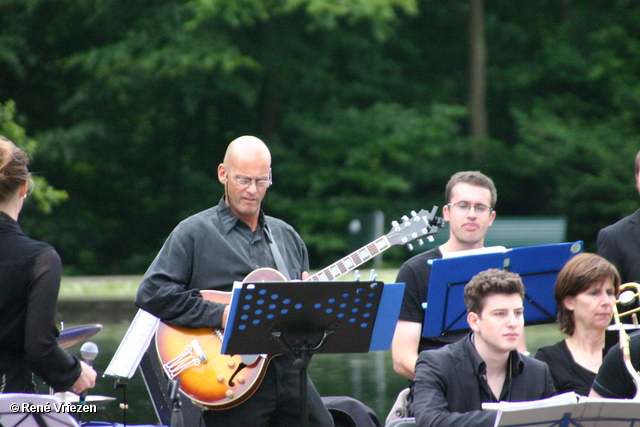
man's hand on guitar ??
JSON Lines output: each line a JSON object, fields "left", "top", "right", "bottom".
{"left": 222, "top": 304, "right": 230, "bottom": 329}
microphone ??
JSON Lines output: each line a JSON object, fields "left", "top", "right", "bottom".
{"left": 79, "top": 341, "right": 99, "bottom": 403}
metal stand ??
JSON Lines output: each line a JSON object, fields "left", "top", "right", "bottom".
{"left": 272, "top": 328, "right": 336, "bottom": 427}
{"left": 168, "top": 378, "right": 184, "bottom": 427}
{"left": 114, "top": 378, "right": 128, "bottom": 427}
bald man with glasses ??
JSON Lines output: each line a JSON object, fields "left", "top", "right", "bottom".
{"left": 136, "top": 136, "right": 334, "bottom": 427}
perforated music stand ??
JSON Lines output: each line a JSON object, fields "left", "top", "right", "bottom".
{"left": 221, "top": 279, "right": 405, "bottom": 427}
{"left": 422, "top": 241, "right": 583, "bottom": 338}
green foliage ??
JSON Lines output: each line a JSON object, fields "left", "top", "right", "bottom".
{"left": 0, "top": 100, "right": 68, "bottom": 213}
{"left": 510, "top": 106, "right": 640, "bottom": 251}
{"left": 272, "top": 101, "right": 468, "bottom": 263}
{"left": 189, "top": 0, "right": 418, "bottom": 38}
{"left": 2, "top": 0, "right": 640, "bottom": 273}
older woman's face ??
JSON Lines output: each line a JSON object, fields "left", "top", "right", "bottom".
{"left": 563, "top": 278, "right": 616, "bottom": 333}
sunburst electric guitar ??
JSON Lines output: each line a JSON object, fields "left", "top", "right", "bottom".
{"left": 155, "top": 208, "right": 444, "bottom": 409}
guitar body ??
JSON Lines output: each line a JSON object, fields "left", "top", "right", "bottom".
{"left": 155, "top": 268, "right": 286, "bottom": 409}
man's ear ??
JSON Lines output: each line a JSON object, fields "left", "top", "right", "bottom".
{"left": 487, "top": 209, "right": 496, "bottom": 226}
{"left": 217, "top": 163, "right": 227, "bottom": 185}
{"left": 442, "top": 204, "right": 451, "bottom": 222}
{"left": 467, "top": 311, "right": 480, "bottom": 332}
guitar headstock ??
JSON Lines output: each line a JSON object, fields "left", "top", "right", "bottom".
{"left": 386, "top": 207, "right": 446, "bottom": 250}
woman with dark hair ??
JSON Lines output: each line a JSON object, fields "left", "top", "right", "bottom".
{"left": 0, "top": 136, "right": 96, "bottom": 393}
{"left": 535, "top": 252, "right": 620, "bottom": 395}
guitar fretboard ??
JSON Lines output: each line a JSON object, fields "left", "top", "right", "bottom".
{"left": 306, "top": 236, "right": 391, "bottom": 281}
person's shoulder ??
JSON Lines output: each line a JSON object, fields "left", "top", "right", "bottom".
{"left": 176, "top": 206, "right": 219, "bottom": 226}
{"left": 600, "top": 208, "right": 640, "bottom": 233}
{"left": 401, "top": 247, "right": 442, "bottom": 267}
{"left": 264, "top": 214, "right": 292, "bottom": 228}
{"left": 264, "top": 215, "right": 300, "bottom": 237}
{"left": 35, "top": 243, "right": 61, "bottom": 261}
{"left": 164, "top": 207, "right": 222, "bottom": 242}
{"left": 418, "top": 337, "right": 464, "bottom": 362}
{"left": 523, "top": 353, "right": 553, "bottom": 373}
{"left": 17, "top": 233, "right": 56, "bottom": 259}
{"left": 535, "top": 340, "right": 565, "bottom": 359}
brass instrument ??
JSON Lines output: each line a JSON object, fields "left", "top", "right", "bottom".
{"left": 612, "top": 282, "right": 640, "bottom": 400}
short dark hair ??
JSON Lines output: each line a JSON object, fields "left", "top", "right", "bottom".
{"left": 555, "top": 253, "right": 620, "bottom": 336}
{"left": 464, "top": 268, "right": 525, "bottom": 315}
{"left": 445, "top": 171, "right": 497, "bottom": 208}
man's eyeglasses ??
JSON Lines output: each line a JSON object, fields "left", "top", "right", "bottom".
{"left": 224, "top": 166, "right": 272, "bottom": 188}
{"left": 447, "top": 202, "right": 492, "bottom": 215}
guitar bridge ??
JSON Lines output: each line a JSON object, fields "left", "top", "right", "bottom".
{"left": 162, "top": 339, "right": 208, "bottom": 379}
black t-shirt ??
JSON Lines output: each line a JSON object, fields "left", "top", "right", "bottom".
{"left": 396, "top": 247, "right": 467, "bottom": 352}
{"left": 535, "top": 339, "right": 597, "bottom": 396}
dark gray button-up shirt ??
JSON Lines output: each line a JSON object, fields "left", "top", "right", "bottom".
{"left": 135, "top": 197, "right": 309, "bottom": 329}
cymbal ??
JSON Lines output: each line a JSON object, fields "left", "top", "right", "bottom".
{"left": 54, "top": 391, "right": 116, "bottom": 405}
{"left": 58, "top": 324, "right": 103, "bottom": 349}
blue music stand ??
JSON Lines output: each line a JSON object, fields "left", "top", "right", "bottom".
{"left": 221, "top": 279, "right": 405, "bottom": 427}
{"left": 422, "top": 241, "right": 583, "bottom": 338}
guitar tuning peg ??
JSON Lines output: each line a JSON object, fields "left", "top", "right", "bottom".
{"left": 427, "top": 236, "right": 434, "bottom": 243}
{"left": 402, "top": 215, "right": 409, "bottom": 222}
{"left": 391, "top": 220, "right": 400, "bottom": 228}
{"left": 417, "top": 239, "right": 424, "bottom": 246}
{"left": 411, "top": 210, "right": 418, "bottom": 217}
{"left": 407, "top": 243, "right": 414, "bottom": 251}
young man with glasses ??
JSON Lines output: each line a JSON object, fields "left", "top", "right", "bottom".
{"left": 136, "top": 136, "right": 334, "bottom": 427}
{"left": 392, "top": 171, "right": 497, "bottom": 381}
{"left": 390, "top": 171, "right": 501, "bottom": 418}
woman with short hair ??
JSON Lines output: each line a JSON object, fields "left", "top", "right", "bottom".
{"left": 535, "top": 252, "right": 620, "bottom": 395}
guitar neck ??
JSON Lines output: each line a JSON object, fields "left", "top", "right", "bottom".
{"left": 305, "top": 235, "right": 391, "bottom": 282}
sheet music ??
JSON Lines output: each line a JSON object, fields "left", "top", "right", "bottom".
{"left": 487, "top": 393, "right": 640, "bottom": 427}
{"left": 483, "top": 391, "right": 579, "bottom": 412}
{"left": 442, "top": 245, "right": 507, "bottom": 259}
{"left": 104, "top": 308, "right": 159, "bottom": 379}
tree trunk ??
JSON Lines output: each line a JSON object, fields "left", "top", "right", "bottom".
{"left": 469, "top": 0, "right": 488, "bottom": 146}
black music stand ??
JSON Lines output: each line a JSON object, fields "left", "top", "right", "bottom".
{"left": 422, "top": 241, "right": 583, "bottom": 338}
{"left": 221, "top": 279, "right": 405, "bottom": 427}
